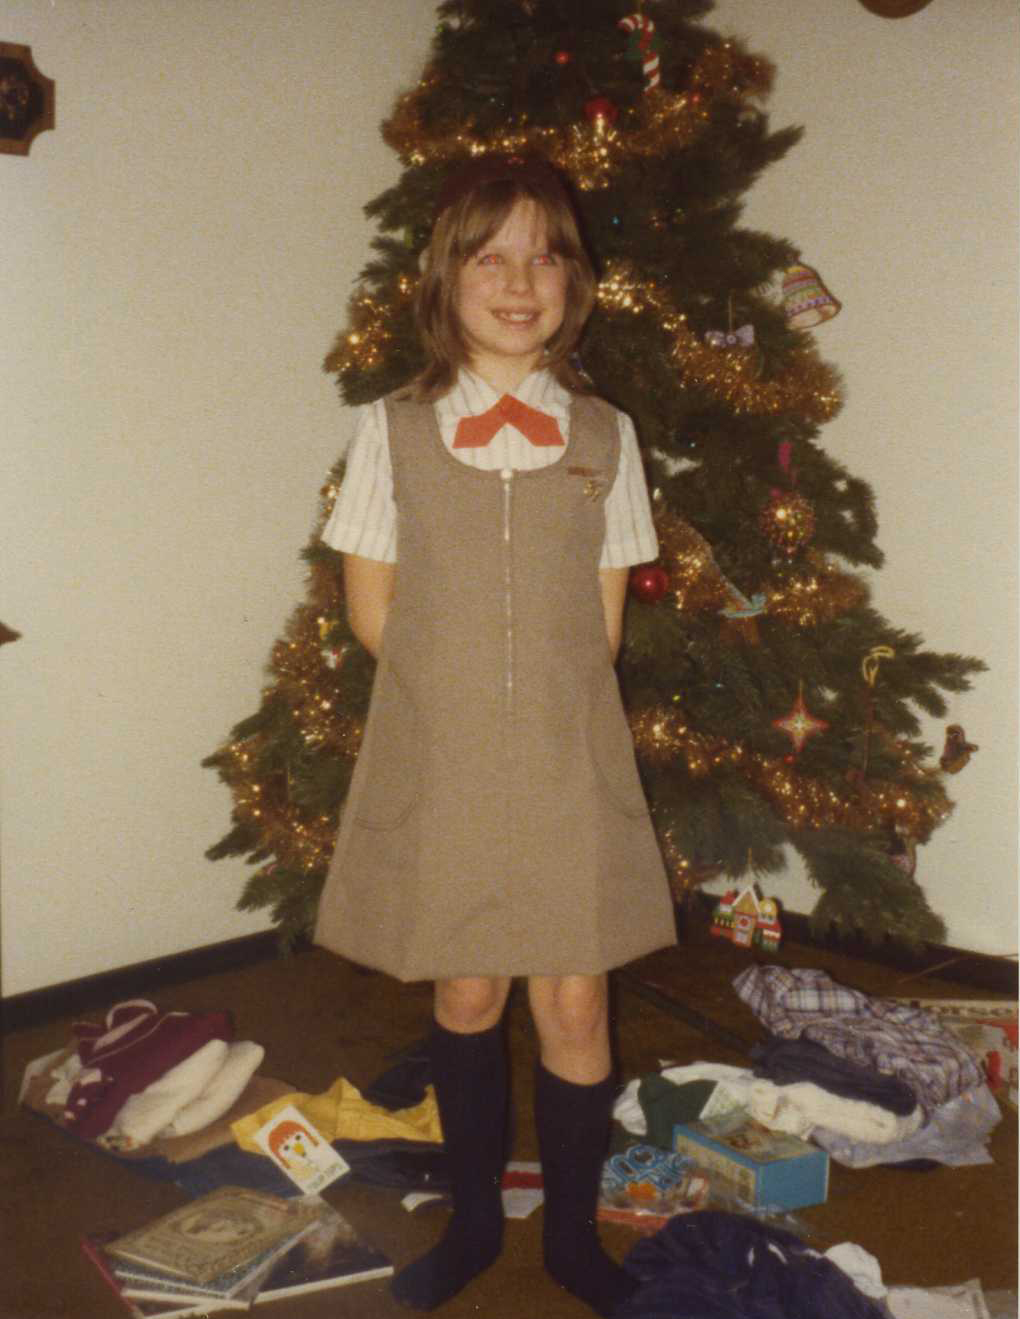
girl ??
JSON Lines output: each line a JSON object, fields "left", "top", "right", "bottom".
{"left": 314, "top": 155, "right": 675, "bottom": 1316}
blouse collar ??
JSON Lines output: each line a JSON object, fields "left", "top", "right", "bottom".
{"left": 439, "top": 367, "right": 570, "bottom": 423}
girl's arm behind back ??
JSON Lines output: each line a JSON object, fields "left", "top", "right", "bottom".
{"left": 599, "top": 567, "right": 629, "bottom": 663}
{"left": 344, "top": 553, "right": 397, "bottom": 659}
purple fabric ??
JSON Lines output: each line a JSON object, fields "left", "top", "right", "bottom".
{"left": 66, "top": 1002, "right": 233, "bottom": 1139}
{"left": 733, "top": 967, "right": 982, "bottom": 1116}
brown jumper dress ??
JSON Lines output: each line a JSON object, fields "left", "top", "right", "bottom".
{"left": 313, "top": 390, "right": 675, "bottom": 981}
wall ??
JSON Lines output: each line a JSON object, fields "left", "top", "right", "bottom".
{"left": 2, "top": 1, "right": 1016, "bottom": 996}
{"left": 704, "top": 0, "right": 1018, "bottom": 956}
{"left": 1, "top": 0, "right": 436, "bottom": 995}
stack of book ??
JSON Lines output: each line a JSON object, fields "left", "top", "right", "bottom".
{"left": 81, "top": 1186, "right": 393, "bottom": 1317}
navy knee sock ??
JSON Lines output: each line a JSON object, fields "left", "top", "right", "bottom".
{"left": 390, "top": 1022, "right": 507, "bottom": 1310}
{"left": 535, "top": 1062, "right": 638, "bottom": 1317}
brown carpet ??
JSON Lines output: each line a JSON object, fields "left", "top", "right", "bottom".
{"left": 2, "top": 920, "right": 1016, "bottom": 1319}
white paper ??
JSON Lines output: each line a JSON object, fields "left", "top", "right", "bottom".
{"left": 887, "top": 1279, "right": 992, "bottom": 1319}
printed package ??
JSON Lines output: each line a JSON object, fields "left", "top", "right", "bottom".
{"left": 672, "top": 1112, "right": 829, "bottom": 1211}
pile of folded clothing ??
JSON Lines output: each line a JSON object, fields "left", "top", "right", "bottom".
{"left": 734, "top": 966, "right": 1001, "bottom": 1168}
{"left": 614, "top": 967, "right": 1001, "bottom": 1170}
{"left": 20, "top": 1000, "right": 448, "bottom": 1199}
{"left": 22, "top": 999, "right": 265, "bottom": 1152}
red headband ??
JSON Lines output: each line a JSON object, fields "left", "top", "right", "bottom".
{"left": 433, "top": 154, "right": 572, "bottom": 221}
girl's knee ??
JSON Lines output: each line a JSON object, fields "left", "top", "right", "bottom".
{"left": 530, "top": 974, "right": 608, "bottom": 1045}
{"left": 435, "top": 976, "right": 510, "bottom": 1032}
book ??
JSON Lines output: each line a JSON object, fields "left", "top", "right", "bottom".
{"left": 85, "top": 1199, "right": 392, "bottom": 1312}
{"left": 115, "top": 1246, "right": 276, "bottom": 1307}
{"left": 252, "top": 1202, "right": 393, "bottom": 1302}
{"left": 105, "top": 1186, "right": 322, "bottom": 1287}
{"left": 81, "top": 1235, "right": 246, "bottom": 1318}
{"left": 112, "top": 1222, "right": 320, "bottom": 1306}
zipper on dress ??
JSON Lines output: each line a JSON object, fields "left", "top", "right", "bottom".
{"left": 500, "top": 468, "right": 514, "bottom": 711}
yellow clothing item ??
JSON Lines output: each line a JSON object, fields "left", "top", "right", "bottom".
{"left": 231, "top": 1075, "right": 442, "bottom": 1152}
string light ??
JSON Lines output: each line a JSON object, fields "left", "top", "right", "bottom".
{"left": 660, "top": 832, "right": 725, "bottom": 902}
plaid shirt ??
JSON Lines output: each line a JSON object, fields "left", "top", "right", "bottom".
{"left": 734, "top": 966, "right": 983, "bottom": 1117}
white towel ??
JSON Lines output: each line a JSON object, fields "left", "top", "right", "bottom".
{"left": 160, "top": 1041, "right": 265, "bottom": 1138}
{"left": 749, "top": 1078, "right": 923, "bottom": 1144}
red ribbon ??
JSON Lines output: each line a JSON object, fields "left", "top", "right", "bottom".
{"left": 453, "top": 395, "right": 565, "bottom": 449}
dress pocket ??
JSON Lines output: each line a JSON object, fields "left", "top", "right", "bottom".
{"left": 352, "top": 665, "right": 422, "bottom": 830}
{"left": 587, "top": 670, "right": 650, "bottom": 819}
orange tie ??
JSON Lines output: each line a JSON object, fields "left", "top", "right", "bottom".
{"left": 452, "top": 395, "right": 565, "bottom": 449}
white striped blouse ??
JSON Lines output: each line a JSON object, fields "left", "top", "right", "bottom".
{"left": 322, "top": 368, "right": 659, "bottom": 569}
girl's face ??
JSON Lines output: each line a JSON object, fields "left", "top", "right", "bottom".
{"left": 454, "top": 199, "right": 568, "bottom": 392}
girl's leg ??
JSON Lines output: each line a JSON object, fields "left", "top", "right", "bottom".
{"left": 529, "top": 974, "right": 638, "bottom": 1317}
{"left": 391, "top": 976, "right": 512, "bottom": 1311}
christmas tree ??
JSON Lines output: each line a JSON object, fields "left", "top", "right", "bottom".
{"left": 204, "top": 0, "right": 983, "bottom": 950}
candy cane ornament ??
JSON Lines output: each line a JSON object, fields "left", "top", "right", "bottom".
{"left": 618, "top": 12, "right": 661, "bottom": 91}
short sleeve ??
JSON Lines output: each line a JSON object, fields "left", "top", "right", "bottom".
{"left": 320, "top": 400, "right": 398, "bottom": 563}
{"left": 600, "top": 411, "right": 659, "bottom": 569}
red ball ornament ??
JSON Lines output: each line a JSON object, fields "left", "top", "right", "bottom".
{"left": 584, "top": 96, "right": 619, "bottom": 125}
{"left": 554, "top": 50, "right": 572, "bottom": 66}
{"left": 629, "top": 563, "right": 670, "bottom": 604}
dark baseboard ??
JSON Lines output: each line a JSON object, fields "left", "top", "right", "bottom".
{"left": 4, "top": 905, "right": 1015, "bottom": 1036}
{"left": 687, "top": 893, "right": 1017, "bottom": 997}
{"left": 2, "top": 930, "right": 291, "bottom": 1035}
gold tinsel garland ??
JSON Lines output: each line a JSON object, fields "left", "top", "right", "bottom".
{"left": 676, "top": 319, "right": 842, "bottom": 423}
{"left": 764, "top": 554, "right": 869, "bottom": 627}
{"left": 316, "top": 475, "right": 343, "bottom": 537}
{"left": 215, "top": 736, "right": 338, "bottom": 874}
{"left": 323, "top": 275, "right": 417, "bottom": 381}
{"left": 382, "top": 44, "right": 773, "bottom": 190}
{"left": 325, "top": 261, "right": 842, "bottom": 424}
{"left": 268, "top": 606, "right": 362, "bottom": 752}
{"left": 659, "top": 831, "right": 725, "bottom": 902}
{"left": 654, "top": 506, "right": 866, "bottom": 632}
{"left": 654, "top": 507, "right": 734, "bottom": 613}
{"left": 630, "top": 707, "right": 950, "bottom": 845}
{"left": 598, "top": 261, "right": 842, "bottom": 423}
{"left": 211, "top": 595, "right": 364, "bottom": 877}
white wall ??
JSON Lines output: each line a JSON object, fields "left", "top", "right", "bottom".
{"left": 1, "top": 0, "right": 436, "bottom": 995}
{"left": 705, "top": 0, "right": 1019, "bottom": 957}
{"left": 2, "top": 1, "right": 1016, "bottom": 996}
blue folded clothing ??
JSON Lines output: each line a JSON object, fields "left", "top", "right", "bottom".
{"left": 619, "top": 1210, "right": 885, "bottom": 1319}
{"left": 750, "top": 1037, "right": 917, "bottom": 1115}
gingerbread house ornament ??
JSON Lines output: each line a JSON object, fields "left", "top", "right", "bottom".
{"left": 710, "top": 884, "right": 782, "bottom": 951}
{"left": 756, "top": 897, "right": 783, "bottom": 952}
{"left": 710, "top": 889, "right": 737, "bottom": 938}
{"left": 730, "top": 887, "right": 761, "bottom": 947}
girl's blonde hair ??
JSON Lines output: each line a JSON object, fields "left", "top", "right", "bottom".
{"left": 412, "top": 159, "right": 597, "bottom": 400}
